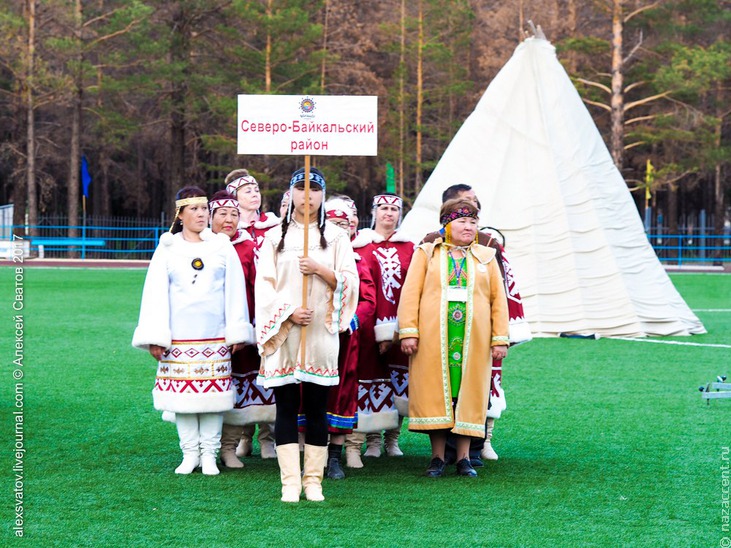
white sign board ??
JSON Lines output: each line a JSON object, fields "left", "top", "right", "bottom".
{"left": 237, "top": 95, "right": 377, "bottom": 156}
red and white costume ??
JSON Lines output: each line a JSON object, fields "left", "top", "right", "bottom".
{"left": 351, "top": 225, "right": 415, "bottom": 431}
{"left": 322, "top": 202, "right": 378, "bottom": 433}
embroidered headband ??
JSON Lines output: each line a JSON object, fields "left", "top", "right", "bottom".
{"left": 175, "top": 196, "right": 208, "bottom": 208}
{"left": 289, "top": 169, "right": 326, "bottom": 190}
{"left": 226, "top": 175, "right": 258, "bottom": 196}
{"left": 287, "top": 168, "right": 327, "bottom": 226}
{"left": 209, "top": 197, "right": 240, "bottom": 216}
{"left": 344, "top": 198, "right": 357, "bottom": 215}
{"left": 372, "top": 194, "right": 402, "bottom": 209}
{"left": 170, "top": 196, "right": 208, "bottom": 232}
{"left": 325, "top": 198, "right": 354, "bottom": 220}
{"left": 440, "top": 206, "right": 479, "bottom": 227}
{"left": 326, "top": 209, "right": 349, "bottom": 221}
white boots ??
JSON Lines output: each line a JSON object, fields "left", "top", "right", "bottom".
{"left": 234, "top": 423, "right": 277, "bottom": 459}
{"left": 481, "top": 418, "right": 499, "bottom": 460}
{"left": 384, "top": 417, "right": 404, "bottom": 457}
{"left": 174, "top": 413, "right": 222, "bottom": 475}
{"left": 220, "top": 424, "right": 245, "bottom": 468}
{"left": 344, "top": 432, "right": 365, "bottom": 468}
{"left": 364, "top": 432, "right": 382, "bottom": 457}
{"left": 302, "top": 445, "right": 328, "bottom": 502}
{"left": 276, "top": 443, "right": 302, "bottom": 503}
{"left": 258, "top": 423, "right": 277, "bottom": 459}
{"left": 199, "top": 413, "right": 223, "bottom": 475}
{"left": 365, "top": 419, "right": 404, "bottom": 458}
{"left": 175, "top": 414, "right": 201, "bottom": 474}
{"left": 275, "top": 443, "right": 328, "bottom": 503}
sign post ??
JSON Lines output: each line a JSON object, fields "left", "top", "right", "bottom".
{"left": 238, "top": 94, "right": 378, "bottom": 368}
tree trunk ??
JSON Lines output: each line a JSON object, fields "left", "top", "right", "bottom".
{"left": 415, "top": 0, "right": 423, "bottom": 195}
{"left": 713, "top": 93, "right": 725, "bottom": 263}
{"left": 398, "top": 0, "right": 405, "bottom": 198}
{"left": 169, "top": 4, "right": 190, "bottom": 210}
{"left": 610, "top": 0, "right": 625, "bottom": 169}
{"left": 24, "top": 0, "right": 38, "bottom": 238}
{"left": 66, "top": 0, "right": 84, "bottom": 257}
{"left": 265, "top": 0, "right": 272, "bottom": 93}
{"left": 565, "top": 0, "right": 578, "bottom": 73}
{"left": 320, "top": 0, "right": 328, "bottom": 93}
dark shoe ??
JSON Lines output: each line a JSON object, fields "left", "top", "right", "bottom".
{"left": 456, "top": 458, "right": 477, "bottom": 477}
{"left": 326, "top": 457, "right": 345, "bottom": 480}
{"left": 470, "top": 457, "right": 484, "bottom": 468}
{"left": 424, "top": 457, "right": 446, "bottom": 478}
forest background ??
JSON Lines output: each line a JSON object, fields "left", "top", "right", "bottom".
{"left": 1, "top": 0, "right": 729, "bottom": 240}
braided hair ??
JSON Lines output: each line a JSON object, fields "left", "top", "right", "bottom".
{"left": 276, "top": 206, "right": 327, "bottom": 252}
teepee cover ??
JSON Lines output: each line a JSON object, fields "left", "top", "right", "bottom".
{"left": 399, "top": 37, "right": 705, "bottom": 337}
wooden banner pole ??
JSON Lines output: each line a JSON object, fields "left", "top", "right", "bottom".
{"left": 300, "top": 155, "right": 311, "bottom": 368}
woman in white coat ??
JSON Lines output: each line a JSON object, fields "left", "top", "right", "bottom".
{"left": 133, "top": 186, "right": 255, "bottom": 476}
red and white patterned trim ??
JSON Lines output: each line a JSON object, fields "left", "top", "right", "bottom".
{"left": 373, "top": 194, "right": 403, "bottom": 209}
{"left": 226, "top": 175, "right": 258, "bottom": 196}
{"left": 209, "top": 197, "right": 239, "bottom": 216}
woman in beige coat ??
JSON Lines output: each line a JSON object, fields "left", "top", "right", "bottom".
{"left": 398, "top": 198, "right": 509, "bottom": 478}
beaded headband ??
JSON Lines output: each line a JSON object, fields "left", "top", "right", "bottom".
{"left": 170, "top": 196, "right": 208, "bottom": 232}
{"left": 209, "top": 197, "right": 240, "bottom": 216}
{"left": 175, "top": 196, "right": 208, "bottom": 208}
{"left": 226, "top": 175, "right": 258, "bottom": 196}
{"left": 372, "top": 194, "right": 402, "bottom": 209}
{"left": 440, "top": 206, "right": 479, "bottom": 227}
{"left": 326, "top": 209, "right": 349, "bottom": 221}
{"left": 344, "top": 198, "right": 357, "bottom": 215}
{"left": 287, "top": 169, "right": 326, "bottom": 226}
{"left": 371, "top": 194, "right": 402, "bottom": 228}
{"left": 289, "top": 170, "right": 326, "bottom": 189}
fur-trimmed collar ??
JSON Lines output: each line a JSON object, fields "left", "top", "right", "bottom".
{"left": 237, "top": 211, "right": 281, "bottom": 232}
{"left": 230, "top": 229, "right": 253, "bottom": 245}
{"left": 351, "top": 228, "right": 413, "bottom": 249}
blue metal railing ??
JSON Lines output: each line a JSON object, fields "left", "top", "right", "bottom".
{"left": 645, "top": 232, "right": 730, "bottom": 266}
{"left": 7, "top": 224, "right": 167, "bottom": 260}
{"left": 2, "top": 224, "right": 730, "bottom": 264}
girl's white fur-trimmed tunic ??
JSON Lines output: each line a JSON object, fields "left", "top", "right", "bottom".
{"left": 132, "top": 229, "right": 255, "bottom": 414}
{"left": 255, "top": 220, "right": 358, "bottom": 388}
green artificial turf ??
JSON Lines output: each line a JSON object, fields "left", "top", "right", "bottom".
{"left": 0, "top": 267, "right": 728, "bottom": 546}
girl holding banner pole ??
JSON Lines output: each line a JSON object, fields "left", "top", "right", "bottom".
{"left": 255, "top": 166, "right": 358, "bottom": 502}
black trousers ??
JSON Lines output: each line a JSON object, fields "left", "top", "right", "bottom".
{"left": 273, "top": 383, "right": 330, "bottom": 447}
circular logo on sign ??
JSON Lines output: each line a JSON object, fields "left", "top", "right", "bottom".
{"left": 299, "top": 97, "right": 316, "bottom": 114}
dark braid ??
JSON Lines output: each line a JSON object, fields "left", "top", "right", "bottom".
{"left": 277, "top": 216, "right": 290, "bottom": 252}
{"left": 319, "top": 210, "right": 328, "bottom": 249}
{"left": 277, "top": 205, "right": 327, "bottom": 252}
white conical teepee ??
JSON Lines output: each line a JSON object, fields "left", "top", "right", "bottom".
{"left": 399, "top": 37, "right": 705, "bottom": 338}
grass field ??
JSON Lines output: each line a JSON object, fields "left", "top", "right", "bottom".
{"left": 1, "top": 266, "right": 729, "bottom": 547}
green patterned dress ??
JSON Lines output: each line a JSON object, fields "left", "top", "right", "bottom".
{"left": 447, "top": 250, "right": 468, "bottom": 399}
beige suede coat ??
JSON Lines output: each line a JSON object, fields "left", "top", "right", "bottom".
{"left": 397, "top": 239, "right": 509, "bottom": 437}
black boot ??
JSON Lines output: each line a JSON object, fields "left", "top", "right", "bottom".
{"left": 326, "top": 444, "right": 345, "bottom": 480}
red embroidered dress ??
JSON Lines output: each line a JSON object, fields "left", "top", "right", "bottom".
{"left": 351, "top": 228, "right": 414, "bottom": 430}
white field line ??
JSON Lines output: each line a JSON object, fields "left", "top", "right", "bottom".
{"left": 693, "top": 309, "right": 731, "bottom": 312}
{"left": 612, "top": 337, "right": 731, "bottom": 349}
